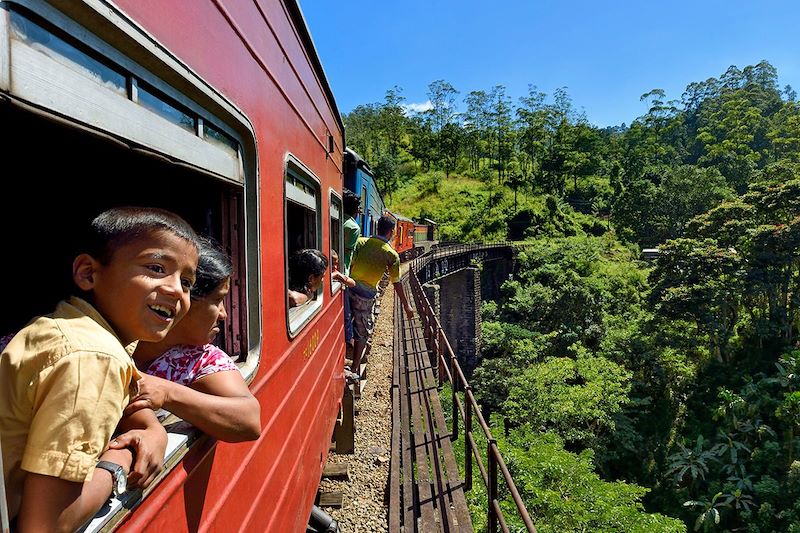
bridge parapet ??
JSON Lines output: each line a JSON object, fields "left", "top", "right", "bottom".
{"left": 410, "top": 243, "right": 523, "bottom": 375}
{"left": 411, "top": 243, "right": 517, "bottom": 284}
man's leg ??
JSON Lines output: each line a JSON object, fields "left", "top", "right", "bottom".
{"left": 349, "top": 291, "right": 375, "bottom": 374}
{"left": 343, "top": 288, "right": 354, "bottom": 360}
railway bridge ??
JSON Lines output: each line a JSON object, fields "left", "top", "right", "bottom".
{"left": 412, "top": 244, "right": 516, "bottom": 376}
{"left": 388, "top": 243, "right": 536, "bottom": 533}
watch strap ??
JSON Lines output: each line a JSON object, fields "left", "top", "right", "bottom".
{"left": 96, "top": 460, "right": 123, "bottom": 474}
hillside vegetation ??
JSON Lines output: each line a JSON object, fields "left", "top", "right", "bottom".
{"left": 346, "top": 61, "right": 800, "bottom": 532}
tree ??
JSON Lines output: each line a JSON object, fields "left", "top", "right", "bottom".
{"left": 425, "top": 79, "right": 459, "bottom": 133}
{"left": 649, "top": 238, "right": 744, "bottom": 362}
{"left": 489, "top": 85, "right": 514, "bottom": 184}
{"left": 463, "top": 90, "right": 492, "bottom": 172}
{"left": 493, "top": 429, "right": 685, "bottom": 533}
{"left": 438, "top": 122, "right": 463, "bottom": 178}
{"left": 683, "top": 492, "right": 729, "bottom": 532}
{"left": 666, "top": 435, "right": 717, "bottom": 493}
{"left": 516, "top": 85, "right": 549, "bottom": 192}
{"left": 503, "top": 354, "right": 631, "bottom": 446}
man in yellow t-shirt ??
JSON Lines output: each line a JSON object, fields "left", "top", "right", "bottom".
{"left": 1, "top": 207, "right": 199, "bottom": 531}
{"left": 349, "top": 215, "right": 414, "bottom": 375}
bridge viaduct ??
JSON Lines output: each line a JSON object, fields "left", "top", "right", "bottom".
{"left": 410, "top": 244, "right": 517, "bottom": 376}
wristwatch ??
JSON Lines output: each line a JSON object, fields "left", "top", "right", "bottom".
{"left": 96, "top": 460, "right": 127, "bottom": 497}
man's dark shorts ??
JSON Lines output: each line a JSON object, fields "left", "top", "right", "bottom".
{"left": 349, "top": 284, "right": 377, "bottom": 342}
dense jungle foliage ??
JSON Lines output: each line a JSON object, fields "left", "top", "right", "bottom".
{"left": 345, "top": 60, "right": 800, "bottom": 532}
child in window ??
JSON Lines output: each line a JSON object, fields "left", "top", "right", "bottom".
{"left": 288, "top": 248, "right": 329, "bottom": 308}
{"left": 331, "top": 249, "right": 355, "bottom": 289}
{"left": 0, "top": 207, "right": 200, "bottom": 531}
{"left": 126, "top": 236, "right": 261, "bottom": 442}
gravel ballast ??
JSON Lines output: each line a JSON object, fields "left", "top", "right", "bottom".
{"left": 319, "top": 286, "right": 395, "bottom": 532}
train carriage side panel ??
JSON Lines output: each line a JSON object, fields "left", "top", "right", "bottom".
{"left": 125, "top": 0, "right": 345, "bottom": 528}
{"left": 118, "top": 2, "right": 345, "bottom": 531}
{"left": 0, "top": 1, "right": 346, "bottom": 531}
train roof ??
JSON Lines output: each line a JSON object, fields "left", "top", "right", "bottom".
{"left": 285, "top": 2, "right": 344, "bottom": 135}
{"left": 422, "top": 218, "right": 437, "bottom": 226}
{"left": 386, "top": 210, "right": 414, "bottom": 223}
{"left": 344, "top": 147, "right": 374, "bottom": 173}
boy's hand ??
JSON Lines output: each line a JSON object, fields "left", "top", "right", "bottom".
{"left": 404, "top": 305, "right": 414, "bottom": 320}
{"left": 109, "top": 424, "right": 167, "bottom": 488}
{"left": 125, "top": 374, "right": 172, "bottom": 415}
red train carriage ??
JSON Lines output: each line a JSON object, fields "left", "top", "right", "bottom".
{"left": 0, "top": 1, "right": 346, "bottom": 531}
{"left": 413, "top": 219, "right": 439, "bottom": 256}
{"left": 386, "top": 210, "right": 415, "bottom": 260}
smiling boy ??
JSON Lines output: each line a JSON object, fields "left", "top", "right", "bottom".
{"left": 0, "top": 207, "right": 200, "bottom": 531}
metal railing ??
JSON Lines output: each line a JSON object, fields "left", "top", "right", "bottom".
{"left": 406, "top": 242, "right": 536, "bottom": 533}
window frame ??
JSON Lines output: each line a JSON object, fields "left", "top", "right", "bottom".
{"left": 285, "top": 155, "right": 323, "bottom": 338}
{"left": 329, "top": 189, "right": 343, "bottom": 295}
{"left": 3, "top": 5, "right": 244, "bottom": 185}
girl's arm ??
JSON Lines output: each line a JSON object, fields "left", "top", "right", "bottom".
{"left": 288, "top": 289, "right": 309, "bottom": 307}
{"left": 125, "top": 372, "right": 261, "bottom": 442}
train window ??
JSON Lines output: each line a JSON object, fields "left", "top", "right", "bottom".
{"left": 1, "top": 4, "right": 261, "bottom": 530}
{"left": 136, "top": 81, "right": 196, "bottom": 134}
{"left": 9, "top": 11, "right": 127, "bottom": 94}
{"left": 330, "top": 192, "right": 343, "bottom": 294}
{"left": 5, "top": 7, "right": 244, "bottom": 184}
{"left": 203, "top": 120, "right": 240, "bottom": 156}
{"left": 361, "top": 186, "right": 367, "bottom": 229}
{"left": 286, "top": 159, "right": 323, "bottom": 336}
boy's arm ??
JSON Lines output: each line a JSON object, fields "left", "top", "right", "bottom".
{"left": 17, "top": 447, "right": 133, "bottom": 533}
{"left": 20, "top": 352, "right": 134, "bottom": 532}
{"left": 108, "top": 408, "right": 167, "bottom": 488}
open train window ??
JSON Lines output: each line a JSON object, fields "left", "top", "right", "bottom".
{"left": 330, "top": 191, "right": 343, "bottom": 294}
{"left": 286, "top": 158, "right": 323, "bottom": 336}
{"left": 0, "top": 3, "right": 260, "bottom": 530}
{"left": 360, "top": 186, "right": 367, "bottom": 231}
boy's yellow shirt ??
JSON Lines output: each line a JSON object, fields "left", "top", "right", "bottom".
{"left": 0, "top": 296, "right": 141, "bottom": 519}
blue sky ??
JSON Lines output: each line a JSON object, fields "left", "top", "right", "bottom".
{"left": 300, "top": 0, "right": 800, "bottom": 128}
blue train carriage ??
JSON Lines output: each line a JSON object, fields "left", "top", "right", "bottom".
{"left": 344, "top": 147, "right": 385, "bottom": 236}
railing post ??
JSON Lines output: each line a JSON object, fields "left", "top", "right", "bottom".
{"left": 465, "top": 386, "right": 472, "bottom": 492}
{"left": 451, "top": 360, "right": 459, "bottom": 440}
{"left": 432, "top": 329, "right": 439, "bottom": 380}
{"left": 437, "top": 329, "right": 444, "bottom": 386}
{"left": 488, "top": 438, "right": 498, "bottom": 533}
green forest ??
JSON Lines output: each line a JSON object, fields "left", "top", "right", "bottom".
{"left": 345, "top": 60, "right": 800, "bottom": 532}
